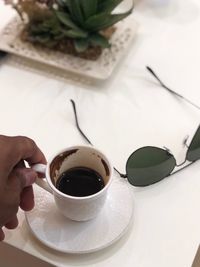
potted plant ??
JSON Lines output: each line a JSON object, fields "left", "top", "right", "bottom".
{"left": 4, "top": 0, "right": 133, "bottom": 60}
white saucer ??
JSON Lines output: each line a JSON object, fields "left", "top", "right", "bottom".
{"left": 25, "top": 177, "right": 134, "bottom": 254}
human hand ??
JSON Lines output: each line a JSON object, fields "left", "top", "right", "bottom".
{"left": 0, "top": 135, "right": 46, "bottom": 241}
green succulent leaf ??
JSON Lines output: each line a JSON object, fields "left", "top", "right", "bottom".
{"left": 55, "top": 11, "right": 86, "bottom": 33}
{"left": 55, "top": 0, "right": 66, "bottom": 7}
{"left": 56, "top": 0, "right": 71, "bottom": 13}
{"left": 74, "top": 38, "right": 89, "bottom": 52}
{"left": 68, "top": 0, "right": 84, "bottom": 25}
{"left": 54, "top": 33, "right": 65, "bottom": 40}
{"left": 30, "top": 34, "right": 52, "bottom": 44}
{"left": 29, "top": 25, "right": 43, "bottom": 34}
{"left": 90, "top": 33, "right": 110, "bottom": 48}
{"left": 81, "top": 0, "right": 98, "bottom": 19}
{"left": 85, "top": 7, "right": 133, "bottom": 31}
{"left": 98, "top": 0, "right": 123, "bottom": 13}
{"left": 61, "top": 28, "right": 88, "bottom": 38}
{"left": 51, "top": 27, "right": 61, "bottom": 35}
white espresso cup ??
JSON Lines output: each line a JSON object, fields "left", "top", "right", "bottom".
{"left": 32, "top": 145, "right": 113, "bottom": 221}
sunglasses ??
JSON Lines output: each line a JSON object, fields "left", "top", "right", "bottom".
{"left": 70, "top": 67, "right": 200, "bottom": 187}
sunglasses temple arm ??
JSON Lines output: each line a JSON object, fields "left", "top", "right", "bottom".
{"left": 70, "top": 100, "right": 127, "bottom": 178}
{"left": 70, "top": 99, "right": 93, "bottom": 145}
{"left": 146, "top": 66, "right": 200, "bottom": 111}
{"left": 114, "top": 167, "right": 127, "bottom": 178}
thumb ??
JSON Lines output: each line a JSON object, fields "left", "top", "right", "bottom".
{"left": 14, "top": 168, "right": 37, "bottom": 188}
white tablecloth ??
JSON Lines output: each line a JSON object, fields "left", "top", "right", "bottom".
{"left": 0, "top": 0, "right": 200, "bottom": 266}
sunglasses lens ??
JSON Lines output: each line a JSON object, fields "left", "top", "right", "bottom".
{"left": 187, "top": 126, "right": 200, "bottom": 161}
{"left": 126, "top": 146, "right": 176, "bottom": 186}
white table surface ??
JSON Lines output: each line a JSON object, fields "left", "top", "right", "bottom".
{"left": 0, "top": 0, "right": 200, "bottom": 266}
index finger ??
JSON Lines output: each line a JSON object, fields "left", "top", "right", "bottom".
{"left": 13, "top": 136, "right": 47, "bottom": 166}
{"left": 0, "top": 136, "right": 46, "bottom": 176}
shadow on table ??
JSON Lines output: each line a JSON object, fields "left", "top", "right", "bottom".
{"left": 192, "top": 245, "right": 200, "bottom": 267}
{"left": 5, "top": 55, "right": 99, "bottom": 87}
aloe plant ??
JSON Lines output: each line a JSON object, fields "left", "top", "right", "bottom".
{"left": 5, "top": 0, "right": 133, "bottom": 53}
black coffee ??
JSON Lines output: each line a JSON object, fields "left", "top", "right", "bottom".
{"left": 56, "top": 167, "right": 105, "bottom": 197}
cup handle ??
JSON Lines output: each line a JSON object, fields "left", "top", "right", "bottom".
{"left": 32, "top": 164, "right": 53, "bottom": 194}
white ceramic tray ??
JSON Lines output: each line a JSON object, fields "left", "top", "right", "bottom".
{"left": 0, "top": 16, "right": 138, "bottom": 80}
